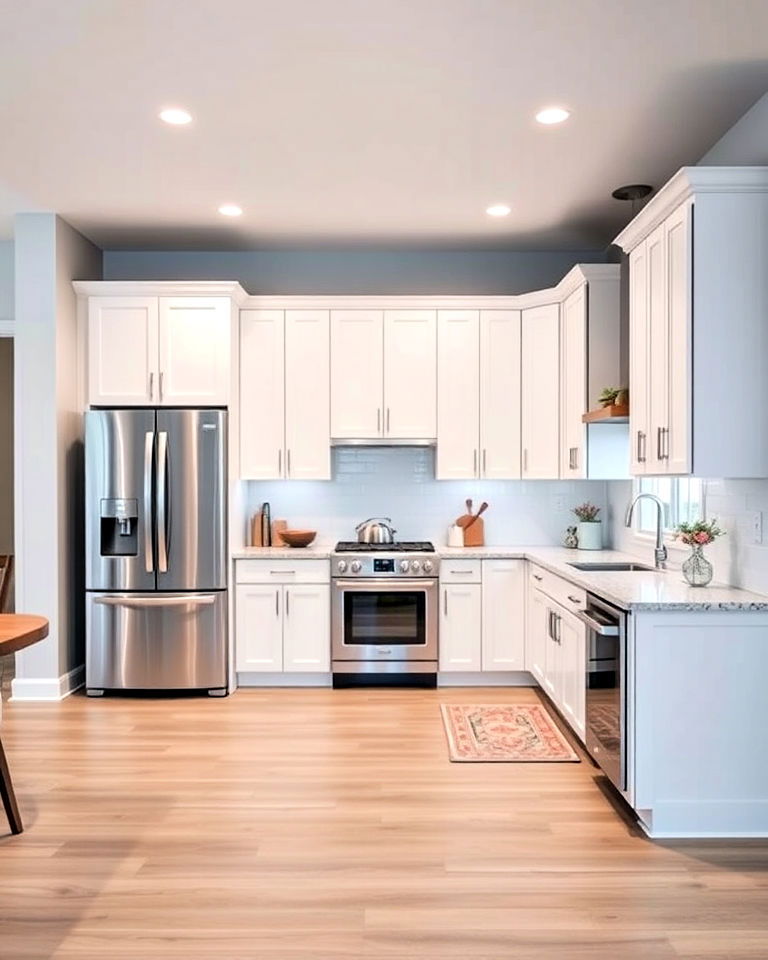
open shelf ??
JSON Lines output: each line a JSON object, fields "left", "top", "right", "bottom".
{"left": 582, "top": 403, "right": 629, "bottom": 424}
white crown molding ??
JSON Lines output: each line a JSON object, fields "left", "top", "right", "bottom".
{"left": 614, "top": 166, "right": 768, "bottom": 251}
{"left": 73, "top": 279, "right": 249, "bottom": 304}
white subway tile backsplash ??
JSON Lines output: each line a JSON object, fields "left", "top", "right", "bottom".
{"left": 246, "top": 447, "right": 607, "bottom": 548}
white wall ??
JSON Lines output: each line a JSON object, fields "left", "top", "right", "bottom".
{"left": 13, "top": 214, "right": 101, "bottom": 697}
{"left": 0, "top": 240, "right": 14, "bottom": 568}
{"left": 0, "top": 240, "right": 13, "bottom": 320}
{"left": 246, "top": 447, "right": 608, "bottom": 547}
{"left": 699, "top": 91, "right": 768, "bottom": 165}
{"left": 102, "top": 248, "right": 610, "bottom": 295}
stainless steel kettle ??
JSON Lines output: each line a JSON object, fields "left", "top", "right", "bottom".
{"left": 355, "top": 517, "right": 396, "bottom": 544}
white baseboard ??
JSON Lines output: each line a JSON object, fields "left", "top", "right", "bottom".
{"left": 437, "top": 671, "right": 536, "bottom": 687}
{"left": 10, "top": 664, "right": 85, "bottom": 701}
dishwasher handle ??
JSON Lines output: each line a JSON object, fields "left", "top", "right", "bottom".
{"left": 573, "top": 608, "right": 620, "bottom": 636}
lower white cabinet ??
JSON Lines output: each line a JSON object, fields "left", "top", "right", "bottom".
{"left": 481, "top": 559, "right": 525, "bottom": 670}
{"left": 236, "top": 581, "right": 330, "bottom": 673}
{"left": 539, "top": 593, "right": 586, "bottom": 742}
{"left": 526, "top": 586, "right": 548, "bottom": 685}
{"left": 439, "top": 582, "right": 482, "bottom": 671}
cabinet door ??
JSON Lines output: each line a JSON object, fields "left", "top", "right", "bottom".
{"left": 521, "top": 304, "right": 560, "bottom": 478}
{"left": 543, "top": 604, "right": 562, "bottom": 703}
{"left": 283, "top": 584, "right": 330, "bottom": 672}
{"left": 235, "top": 584, "right": 283, "bottom": 672}
{"left": 560, "top": 287, "right": 587, "bottom": 478}
{"left": 481, "top": 560, "right": 525, "bottom": 670}
{"left": 439, "top": 583, "right": 482, "bottom": 671}
{"left": 629, "top": 242, "right": 650, "bottom": 474}
{"left": 384, "top": 311, "right": 437, "bottom": 438}
{"left": 664, "top": 202, "right": 692, "bottom": 474}
{"left": 526, "top": 585, "right": 548, "bottom": 684}
{"left": 285, "top": 310, "right": 331, "bottom": 480}
{"left": 480, "top": 310, "right": 521, "bottom": 479}
{"left": 330, "top": 310, "right": 383, "bottom": 439}
{"left": 158, "top": 297, "right": 230, "bottom": 405}
{"left": 557, "top": 607, "right": 586, "bottom": 741}
{"left": 240, "top": 310, "right": 285, "bottom": 479}
{"left": 88, "top": 297, "right": 158, "bottom": 406}
{"left": 436, "top": 311, "right": 479, "bottom": 479}
{"left": 646, "top": 224, "right": 668, "bottom": 474}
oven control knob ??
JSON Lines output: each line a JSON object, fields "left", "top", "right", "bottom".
{"left": 337, "top": 560, "right": 347, "bottom": 574}
{"left": 422, "top": 560, "right": 433, "bottom": 574}
{"left": 350, "top": 560, "right": 362, "bottom": 574}
{"left": 399, "top": 559, "right": 410, "bottom": 573}
{"left": 410, "top": 560, "right": 421, "bottom": 573}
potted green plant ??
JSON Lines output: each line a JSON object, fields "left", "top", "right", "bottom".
{"left": 572, "top": 502, "right": 602, "bottom": 550}
{"left": 675, "top": 518, "right": 724, "bottom": 586}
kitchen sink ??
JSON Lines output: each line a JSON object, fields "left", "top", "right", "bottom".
{"left": 567, "top": 561, "right": 655, "bottom": 572}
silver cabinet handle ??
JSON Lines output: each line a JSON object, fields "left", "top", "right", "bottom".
{"left": 386, "top": 407, "right": 391, "bottom": 434}
{"left": 94, "top": 595, "right": 214, "bottom": 607}
{"left": 662, "top": 426, "right": 670, "bottom": 460}
{"left": 275, "top": 589, "right": 280, "bottom": 617}
{"left": 157, "top": 430, "right": 169, "bottom": 573}
{"left": 473, "top": 449, "right": 478, "bottom": 476}
{"left": 555, "top": 614, "right": 561, "bottom": 644}
{"left": 149, "top": 371, "right": 154, "bottom": 401}
{"left": 523, "top": 448, "right": 528, "bottom": 473}
{"left": 636, "top": 430, "right": 644, "bottom": 464}
{"left": 285, "top": 589, "right": 290, "bottom": 617}
{"left": 270, "top": 570, "right": 296, "bottom": 575}
{"left": 657, "top": 426, "right": 664, "bottom": 461}
{"left": 449, "top": 570, "right": 473, "bottom": 576}
{"left": 377, "top": 408, "right": 381, "bottom": 434}
{"left": 547, "top": 610, "right": 554, "bottom": 640}
{"left": 569, "top": 447, "right": 578, "bottom": 470}
{"left": 143, "top": 431, "right": 154, "bottom": 574}
{"left": 532, "top": 573, "right": 543, "bottom": 582}
{"left": 482, "top": 449, "right": 487, "bottom": 476}
{"left": 278, "top": 449, "right": 282, "bottom": 476}
{"left": 567, "top": 594, "right": 581, "bottom": 604}
{"left": 159, "top": 371, "right": 164, "bottom": 402}
{"left": 287, "top": 449, "right": 291, "bottom": 477}
{"left": 444, "top": 589, "right": 448, "bottom": 616}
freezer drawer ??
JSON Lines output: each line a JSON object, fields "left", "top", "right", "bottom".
{"left": 86, "top": 591, "right": 227, "bottom": 692}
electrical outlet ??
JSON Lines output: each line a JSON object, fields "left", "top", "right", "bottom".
{"left": 752, "top": 511, "right": 763, "bottom": 545}
{"left": 553, "top": 495, "right": 566, "bottom": 512}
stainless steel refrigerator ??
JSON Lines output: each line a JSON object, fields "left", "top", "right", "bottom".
{"left": 85, "top": 409, "right": 228, "bottom": 695}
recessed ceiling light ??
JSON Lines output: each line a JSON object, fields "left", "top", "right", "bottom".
{"left": 535, "top": 106, "right": 570, "bottom": 125}
{"left": 218, "top": 204, "right": 243, "bottom": 217}
{"left": 159, "top": 107, "right": 192, "bottom": 125}
{"left": 486, "top": 204, "right": 511, "bottom": 217}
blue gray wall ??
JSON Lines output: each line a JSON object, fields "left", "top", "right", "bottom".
{"left": 102, "top": 247, "right": 610, "bottom": 295}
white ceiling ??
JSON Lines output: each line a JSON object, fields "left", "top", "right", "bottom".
{"left": 1, "top": 0, "right": 767, "bottom": 250}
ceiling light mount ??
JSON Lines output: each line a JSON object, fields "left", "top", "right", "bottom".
{"left": 218, "top": 204, "right": 243, "bottom": 217}
{"left": 611, "top": 184, "right": 653, "bottom": 203}
{"left": 159, "top": 107, "right": 192, "bottom": 125}
{"left": 486, "top": 203, "right": 511, "bottom": 217}
{"left": 535, "top": 106, "right": 570, "bottom": 125}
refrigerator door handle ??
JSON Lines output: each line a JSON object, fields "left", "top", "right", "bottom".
{"left": 143, "top": 431, "right": 155, "bottom": 573}
{"left": 157, "top": 431, "right": 169, "bottom": 573}
{"left": 93, "top": 595, "right": 215, "bottom": 607}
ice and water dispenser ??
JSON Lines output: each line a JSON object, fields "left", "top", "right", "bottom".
{"left": 99, "top": 498, "right": 139, "bottom": 557}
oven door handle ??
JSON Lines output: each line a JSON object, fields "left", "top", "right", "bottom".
{"left": 333, "top": 578, "right": 437, "bottom": 590}
{"left": 573, "top": 609, "right": 620, "bottom": 636}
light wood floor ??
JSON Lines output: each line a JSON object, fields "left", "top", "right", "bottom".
{"left": 1, "top": 686, "right": 767, "bottom": 959}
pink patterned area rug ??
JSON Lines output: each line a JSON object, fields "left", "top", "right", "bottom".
{"left": 441, "top": 703, "right": 580, "bottom": 762}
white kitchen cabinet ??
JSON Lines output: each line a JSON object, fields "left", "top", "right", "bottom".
{"left": 481, "top": 559, "right": 525, "bottom": 670}
{"left": 521, "top": 304, "right": 560, "bottom": 479}
{"left": 480, "top": 310, "right": 521, "bottom": 479}
{"left": 384, "top": 310, "right": 436, "bottom": 438}
{"left": 439, "top": 582, "right": 482, "bottom": 671}
{"left": 282, "top": 584, "right": 330, "bottom": 672}
{"left": 330, "top": 310, "right": 384, "bottom": 439}
{"left": 616, "top": 167, "right": 768, "bottom": 478}
{"left": 436, "top": 311, "right": 479, "bottom": 479}
{"left": 235, "top": 584, "right": 284, "bottom": 671}
{"left": 560, "top": 286, "right": 587, "bottom": 477}
{"left": 284, "top": 311, "right": 331, "bottom": 479}
{"left": 526, "top": 584, "right": 548, "bottom": 684}
{"left": 240, "top": 310, "right": 330, "bottom": 480}
{"left": 158, "top": 298, "right": 230, "bottom": 405}
{"left": 556, "top": 606, "right": 586, "bottom": 741}
{"left": 88, "top": 297, "right": 159, "bottom": 405}
{"left": 87, "top": 295, "right": 230, "bottom": 407}
{"left": 240, "top": 310, "right": 285, "bottom": 479}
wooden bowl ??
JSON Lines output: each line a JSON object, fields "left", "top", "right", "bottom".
{"left": 281, "top": 529, "right": 317, "bottom": 548}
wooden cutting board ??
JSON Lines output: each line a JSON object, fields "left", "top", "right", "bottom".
{"left": 456, "top": 513, "right": 484, "bottom": 547}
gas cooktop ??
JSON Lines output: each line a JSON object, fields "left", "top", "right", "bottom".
{"left": 334, "top": 541, "right": 435, "bottom": 553}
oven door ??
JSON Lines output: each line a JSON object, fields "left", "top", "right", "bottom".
{"left": 332, "top": 578, "right": 438, "bottom": 662}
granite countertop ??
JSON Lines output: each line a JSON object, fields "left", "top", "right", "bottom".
{"left": 232, "top": 544, "right": 768, "bottom": 612}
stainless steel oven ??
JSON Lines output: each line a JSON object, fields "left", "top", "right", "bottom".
{"left": 576, "top": 594, "right": 628, "bottom": 795}
{"left": 331, "top": 544, "right": 439, "bottom": 680}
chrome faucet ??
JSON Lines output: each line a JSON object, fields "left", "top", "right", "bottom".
{"left": 625, "top": 493, "right": 668, "bottom": 569}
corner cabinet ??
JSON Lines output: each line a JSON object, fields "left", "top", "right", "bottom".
{"left": 616, "top": 165, "right": 768, "bottom": 478}
{"left": 240, "top": 309, "right": 330, "bottom": 480}
{"left": 87, "top": 295, "right": 230, "bottom": 406}
{"left": 521, "top": 304, "right": 560, "bottom": 479}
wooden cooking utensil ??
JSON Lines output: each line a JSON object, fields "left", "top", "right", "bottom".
{"left": 466, "top": 498, "right": 473, "bottom": 515}
{"left": 464, "top": 502, "right": 489, "bottom": 530}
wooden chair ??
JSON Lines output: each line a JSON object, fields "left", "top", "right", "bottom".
{"left": 0, "top": 555, "right": 13, "bottom": 613}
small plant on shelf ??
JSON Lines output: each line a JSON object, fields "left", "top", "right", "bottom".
{"left": 674, "top": 518, "right": 724, "bottom": 587}
{"left": 572, "top": 502, "right": 601, "bottom": 523}
{"left": 598, "top": 386, "right": 629, "bottom": 408}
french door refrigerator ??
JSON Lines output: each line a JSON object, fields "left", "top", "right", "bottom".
{"left": 85, "top": 408, "right": 228, "bottom": 695}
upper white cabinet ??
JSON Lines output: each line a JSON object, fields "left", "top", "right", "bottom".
{"left": 87, "top": 295, "right": 230, "bottom": 407}
{"left": 616, "top": 166, "right": 768, "bottom": 478}
{"left": 240, "top": 309, "right": 330, "bottom": 480}
{"left": 521, "top": 304, "right": 560, "bottom": 479}
{"left": 330, "top": 309, "right": 436, "bottom": 440}
{"left": 560, "top": 286, "right": 587, "bottom": 478}
{"left": 436, "top": 310, "right": 521, "bottom": 480}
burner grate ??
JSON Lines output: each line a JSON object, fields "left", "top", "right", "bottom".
{"left": 334, "top": 541, "right": 435, "bottom": 553}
